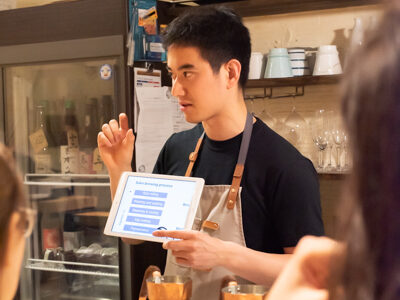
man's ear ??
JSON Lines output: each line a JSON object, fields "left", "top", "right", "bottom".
{"left": 223, "top": 59, "right": 242, "bottom": 89}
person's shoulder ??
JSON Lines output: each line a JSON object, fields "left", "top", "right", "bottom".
{"left": 167, "top": 123, "right": 203, "bottom": 145}
{"left": 252, "top": 118, "right": 301, "bottom": 160}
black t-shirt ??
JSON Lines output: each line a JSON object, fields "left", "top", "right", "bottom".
{"left": 153, "top": 118, "right": 324, "bottom": 254}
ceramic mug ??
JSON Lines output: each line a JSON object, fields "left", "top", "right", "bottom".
{"left": 313, "top": 45, "right": 342, "bottom": 75}
{"left": 264, "top": 48, "right": 293, "bottom": 78}
{"left": 248, "top": 52, "right": 264, "bottom": 79}
{"left": 288, "top": 48, "right": 311, "bottom": 76}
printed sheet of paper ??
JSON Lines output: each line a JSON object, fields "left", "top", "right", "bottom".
{"left": 133, "top": 67, "right": 162, "bottom": 131}
{"left": 135, "top": 86, "right": 195, "bottom": 173}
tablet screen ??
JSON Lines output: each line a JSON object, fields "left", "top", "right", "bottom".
{"left": 110, "top": 174, "right": 200, "bottom": 239}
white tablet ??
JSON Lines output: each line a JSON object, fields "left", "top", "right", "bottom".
{"left": 104, "top": 172, "right": 204, "bottom": 243}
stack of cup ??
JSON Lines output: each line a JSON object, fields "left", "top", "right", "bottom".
{"left": 313, "top": 45, "right": 342, "bottom": 75}
{"left": 248, "top": 52, "right": 264, "bottom": 79}
{"left": 264, "top": 48, "right": 293, "bottom": 78}
{"left": 288, "top": 48, "right": 311, "bottom": 76}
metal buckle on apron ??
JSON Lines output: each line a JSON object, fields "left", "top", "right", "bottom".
{"left": 227, "top": 164, "right": 244, "bottom": 209}
{"left": 189, "top": 152, "right": 197, "bottom": 161}
{"left": 201, "top": 220, "right": 219, "bottom": 231}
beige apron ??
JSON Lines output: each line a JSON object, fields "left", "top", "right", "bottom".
{"left": 164, "top": 113, "right": 254, "bottom": 300}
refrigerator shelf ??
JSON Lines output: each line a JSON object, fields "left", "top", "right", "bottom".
{"left": 26, "top": 259, "right": 119, "bottom": 278}
{"left": 59, "top": 295, "right": 117, "bottom": 300}
{"left": 24, "top": 173, "right": 110, "bottom": 187}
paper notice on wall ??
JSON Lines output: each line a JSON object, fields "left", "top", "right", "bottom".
{"left": 135, "top": 86, "right": 195, "bottom": 173}
{"left": 133, "top": 67, "right": 162, "bottom": 131}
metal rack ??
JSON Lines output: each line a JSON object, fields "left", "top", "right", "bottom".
{"left": 244, "top": 75, "right": 341, "bottom": 100}
{"left": 24, "top": 174, "right": 111, "bottom": 187}
{"left": 26, "top": 259, "right": 119, "bottom": 278}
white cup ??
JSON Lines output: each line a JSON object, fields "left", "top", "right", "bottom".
{"left": 313, "top": 45, "right": 342, "bottom": 75}
{"left": 248, "top": 52, "right": 264, "bottom": 79}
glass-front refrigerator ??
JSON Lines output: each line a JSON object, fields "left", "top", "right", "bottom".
{"left": 0, "top": 36, "right": 129, "bottom": 300}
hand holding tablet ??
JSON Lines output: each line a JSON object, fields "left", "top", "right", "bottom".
{"left": 104, "top": 172, "right": 204, "bottom": 243}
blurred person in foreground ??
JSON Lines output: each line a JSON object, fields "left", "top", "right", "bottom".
{"left": 266, "top": 1, "right": 400, "bottom": 300}
{"left": 0, "top": 143, "right": 35, "bottom": 300}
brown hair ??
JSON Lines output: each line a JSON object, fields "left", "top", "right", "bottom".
{"left": 334, "top": 1, "right": 400, "bottom": 299}
{"left": 0, "top": 143, "right": 27, "bottom": 265}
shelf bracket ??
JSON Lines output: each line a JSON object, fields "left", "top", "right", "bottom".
{"left": 266, "top": 85, "right": 305, "bottom": 99}
{"left": 245, "top": 85, "right": 305, "bottom": 100}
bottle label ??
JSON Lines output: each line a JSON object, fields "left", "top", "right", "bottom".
{"left": 35, "top": 154, "right": 51, "bottom": 174}
{"left": 149, "top": 43, "right": 165, "bottom": 53}
{"left": 79, "top": 150, "right": 93, "bottom": 174}
{"left": 92, "top": 147, "right": 105, "bottom": 173}
{"left": 67, "top": 129, "right": 79, "bottom": 148}
{"left": 60, "top": 146, "right": 80, "bottom": 174}
{"left": 29, "top": 128, "right": 48, "bottom": 153}
{"left": 42, "top": 228, "right": 61, "bottom": 250}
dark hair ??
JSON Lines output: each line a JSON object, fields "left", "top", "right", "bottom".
{"left": 334, "top": 2, "right": 400, "bottom": 299}
{"left": 162, "top": 6, "right": 251, "bottom": 88}
{"left": 0, "top": 144, "right": 27, "bottom": 265}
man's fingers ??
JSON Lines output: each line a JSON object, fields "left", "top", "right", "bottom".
{"left": 171, "top": 250, "right": 189, "bottom": 259}
{"left": 102, "top": 124, "right": 116, "bottom": 144}
{"left": 122, "top": 129, "right": 135, "bottom": 148}
{"left": 109, "top": 119, "right": 122, "bottom": 142}
{"left": 153, "top": 230, "right": 195, "bottom": 240}
{"left": 119, "top": 113, "right": 130, "bottom": 132}
{"left": 97, "top": 132, "right": 112, "bottom": 147}
{"left": 175, "top": 257, "right": 190, "bottom": 267}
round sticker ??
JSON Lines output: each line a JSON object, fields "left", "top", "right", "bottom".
{"left": 100, "top": 64, "right": 112, "bottom": 80}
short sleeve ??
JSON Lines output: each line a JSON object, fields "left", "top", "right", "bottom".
{"left": 152, "top": 134, "right": 175, "bottom": 174}
{"left": 272, "top": 159, "right": 324, "bottom": 248}
{"left": 152, "top": 144, "right": 166, "bottom": 174}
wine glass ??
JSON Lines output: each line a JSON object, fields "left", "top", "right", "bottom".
{"left": 311, "top": 110, "right": 329, "bottom": 170}
{"left": 273, "top": 118, "right": 290, "bottom": 138}
{"left": 331, "top": 117, "right": 345, "bottom": 171}
{"left": 258, "top": 100, "right": 276, "bottom": 128}
{"left": 325, "top": 110, "right": 335, "bottom": 171}
{"left": 284, "top": 98, "right": 307, "bottom": 147}
{"left": 342, "top": 130, "right": 350, "bottom": 171}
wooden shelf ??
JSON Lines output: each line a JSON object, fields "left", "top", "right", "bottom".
{"left": 163, "top": 0, "right": 380, "bottom": 18}
{"left": 0, "top": 0, "right": 127, "bottom": 47}
{"left": 245, "top": 75, "right": 341, "bottom": 89}
{"left": 224, "top": 0, "right": 380, "bottom": 17}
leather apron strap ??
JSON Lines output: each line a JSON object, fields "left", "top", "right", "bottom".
{"left": 185, "top": 113, "right": 254, "bottom": 209}
{"left": 185, "top": 132, "right": 205, "bottom": 177}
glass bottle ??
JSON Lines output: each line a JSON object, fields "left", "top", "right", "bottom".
{"left": 29, "top": 104, "right": 52, "bottom": 174}
{"left": 99, "top": 95, "right": 113, "bottom": 128}
{"left": 350, "top": 17, "right": 364, "bottom": 50}
{"left": 79, "top": 98, "right": 99, "bottom": 174}
{"left": 94, "top": 95, "right": 113, "bottom": 174}
{"left": 63, "top": 212, "right": 83, "bottom": 252}
{"left": 60, "top": 100, "right": 80, "bottom": 174}
{"left": 41, "top": 212, "right": 62, "bottom": 252}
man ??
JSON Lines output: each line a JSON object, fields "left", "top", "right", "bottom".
{"left": 98, "top": 6, "right": 324, "bottom": 300}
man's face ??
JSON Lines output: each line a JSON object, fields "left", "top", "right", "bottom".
{"left": 167, "top": 45, "right": 227, "bottom": 123}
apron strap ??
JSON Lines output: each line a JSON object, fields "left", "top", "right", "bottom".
{"left": 185, "top": 132, "right": 205, "bottom": 177}
{"left": 226, "top": 113, "right": 253, "bottom": 209}
{"left": 184, "top": 113, "right": 254, "bottom": 209}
